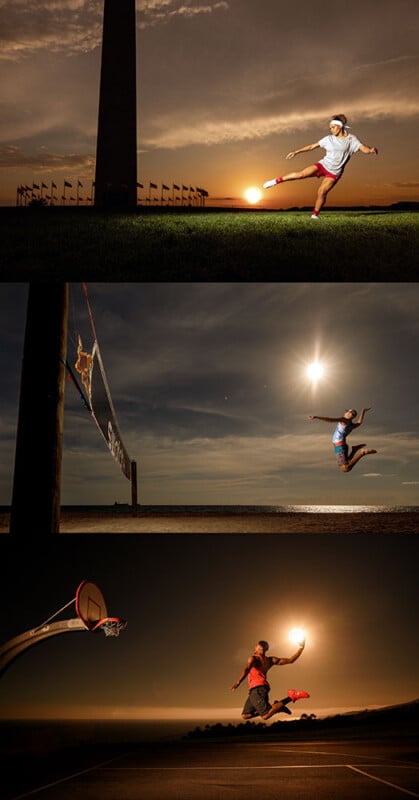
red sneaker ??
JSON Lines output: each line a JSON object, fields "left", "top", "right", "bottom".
{"left": 288, "top": 689, "right": 310, "bottom": 703}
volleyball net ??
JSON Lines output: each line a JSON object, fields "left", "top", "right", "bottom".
{"left": 66, "top": 283, "right": 132, "bottom": 482}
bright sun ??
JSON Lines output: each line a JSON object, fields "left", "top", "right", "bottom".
{"left": 288, "top": 627, "right": 306, "bottom": 645}
{"left": 245, "top": 186, "right": 262, "bottom": 204}
{"left": 307, "top": 362, "right": 324, "bottom": 381}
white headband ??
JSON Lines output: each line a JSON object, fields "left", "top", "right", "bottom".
{"left": 330, "top": 119, "right": 350, "bottom": 128}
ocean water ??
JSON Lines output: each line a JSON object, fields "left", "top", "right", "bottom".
{"left": 61, "top": 504, "right": 419, "bottom": 514}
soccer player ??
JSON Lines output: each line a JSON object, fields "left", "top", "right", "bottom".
{"left": 263, "top": 114, "right": 378, "bottom": 218}
{"left": 308, "top": 407, "right": 377, "bottom": 472}
{"left": 231, "top": 639, "right": 310, "bottom": 720}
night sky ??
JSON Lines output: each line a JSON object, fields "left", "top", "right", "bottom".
{"left": 1, "top": 0, "right": 419, "bottom": 207}
{"left": 1, "top": 534, "right": 418, "bottom": 721}
{"left": 1, "top": 282, "right": 419, "bottom": 507}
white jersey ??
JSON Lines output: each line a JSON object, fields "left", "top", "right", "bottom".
{"left": 318, "top": 133, "right": 361, "bottom": 176}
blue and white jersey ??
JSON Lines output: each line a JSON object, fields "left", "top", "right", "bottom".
{"left": 332, "top": 420, "right": 355, "bottom": 444}
{"left": 318, "top": 133, "right": 361, "bottom": 176}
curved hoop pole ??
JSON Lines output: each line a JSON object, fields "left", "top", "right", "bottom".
{"left": 0, "top": 618, "right": 87, "bottom": 678}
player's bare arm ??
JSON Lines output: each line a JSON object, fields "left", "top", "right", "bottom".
{"left": 272, "top": 641, "right": 305, "bottom": 666}
{"left": 308, "top": 415, "right": 343, "bottom": 423}
{"left": 355, "top": 407, "right": 372, "bottom": 425}
{"left": 359, "top": 144, "right": 378, "bottom": 155}
{"left": 286, "top": 142, "right": 320, "bottom": 159}
{"left": 231, "top": 656, "right": 255, "bottom": 691}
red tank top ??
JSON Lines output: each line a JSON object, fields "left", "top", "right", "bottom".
{"left": 248, "top": 660, "right": 269, "bottom": 690}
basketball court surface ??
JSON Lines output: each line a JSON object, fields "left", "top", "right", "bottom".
{"left": 5, "top": 738, "right": 419, "bottom": 800}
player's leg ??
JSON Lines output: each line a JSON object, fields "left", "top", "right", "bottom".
{"left": 348, "top": 443, "right": 366, "bottom": 459}
{"left": 341, "top": 447, "right": 377, "bottom": 473}
{"left": 261, "top": 699, "right": 292, "bottom": 720}
{"left": 261, "top": 689, "right": 310, "bottom": 720}
{"left": 246, "top": 686, "right": 278, "bottom": 720}
{"left": 241, "top": 692, "right": 258, "bottom": 720}
{"left": 311, "top": 176, "right": 338, "bottom": 217}
{"left": 264, "top": 164, "right": 318, "bottom": 188}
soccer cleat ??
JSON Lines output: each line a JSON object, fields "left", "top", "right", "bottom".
{"left": 311, "top": 214, "right": 319, "bottom": 219}
{"left": 288, "top": 689, "right": 310, "bottom": 703}
{"left": 263, "top": 178, "right": 278, "bottom": 189}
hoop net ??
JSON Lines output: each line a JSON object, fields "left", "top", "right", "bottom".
{"left": 97, "top": 618, "right": 127, "bottom": 638}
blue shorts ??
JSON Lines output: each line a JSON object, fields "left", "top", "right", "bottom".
{"left": 334, "top": 443, "right": 349, "bottom": 467}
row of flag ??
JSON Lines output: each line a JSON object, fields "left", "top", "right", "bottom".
{"left": 16, "top": 180, "right": 209, "bottom": 206}
{"left": 16, "top": 180, "right": 90, "bottom": 206}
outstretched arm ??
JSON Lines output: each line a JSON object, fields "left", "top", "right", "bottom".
{"left": 231, "top": 656, "right": 254, "bottom": 691}
{"left": 272, "top": 639, "right": 306, "bottom": 666}
{"left": 359, "top": 144, "right": 378, "bottom": 155}
{"left": 308, "top": 415, "right": 343, "bottom": 423}
{"left": 286, "top": 142, "right": 320, "bottom": 159}
{"left": 353, "top": 407, "right": 372, "bottom": 427}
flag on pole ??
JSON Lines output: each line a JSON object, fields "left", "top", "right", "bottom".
{"left": 33, "top": 183, "right": 40, "bottom": 190}
{"left": 41, "top": 182, "right": 48, "bottom": 189}
{"left": 137, "top": 182, "right": 144, "bottom": 188}
{"left": 173, "top": 183, "right": 180, "bottom": 190}
{"left": 162, "top": 184, "right": 170, "bottom": 191}
{"left": 52, "top": 181, "right": 57, "bottom": 189}
{"left": 149, "top": 182, "right": 158, "bottom": 189}
{"left": 78, "top": 180, "right": 83, "bottom": 188}
{"left": 64, "top": 180, "right": 72, "bottom": 188}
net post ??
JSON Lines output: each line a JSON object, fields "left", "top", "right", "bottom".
{"left": 131, "top": 460, "right": 138, "bottom": 516}
{"left": 10, "top": 283, "right": 69, "bottom": 536}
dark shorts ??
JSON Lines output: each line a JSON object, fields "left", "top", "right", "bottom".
{"left": 242, "top": 685, "right": 271, "bottom": 717}
{"left": 315, "top": 162, "right": 340, "bottom": 180}
{"left": 334, "top": 443, "right": 349, "bottom": 467}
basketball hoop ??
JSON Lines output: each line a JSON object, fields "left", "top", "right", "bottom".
{"left": 95, "top": 617, "right": 127, "bottom": 638}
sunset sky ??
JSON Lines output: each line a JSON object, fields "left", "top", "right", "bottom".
{"left": 1, "top": 534, "right": 418, "bottom": 721}
{"left": 1, "top": 0, "right": 419, "bottom": 208}
{"left": 1, "top": 282, "right": 419, "bottom": 508}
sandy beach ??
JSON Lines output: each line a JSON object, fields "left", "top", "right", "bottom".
{"left": 1, "top": 510, "right": 418, "bottom": 533}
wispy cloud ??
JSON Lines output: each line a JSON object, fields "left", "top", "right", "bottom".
{"left": 0, "top": 145, "right": 94, "bottom": 171}
{"left": 391, "top": 182, "right": 419, "bottom": 189}
{"left": 0, "top": 0, "right": 229, "bottom": 60}
{"left": 0, "top": 1, "right": 102, "bottom": 61}
{"left": 141, "top": 100, "right": 419, "bottom": 150}
{"left": 139, "top": 0, "right": 229, "bottom": 28}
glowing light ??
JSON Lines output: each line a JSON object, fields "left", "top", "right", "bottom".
{"left": 245, "top": 187, "right": 262, "bottom": 204}
{"left": 288, "top": 627, "right": 306, "bottom": 645}
{"left": 307, "top": 362, "right": 324, "bottom": 381}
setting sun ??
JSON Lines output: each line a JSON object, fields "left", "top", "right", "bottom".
{"left": 245, "top": 187, "right": 262, "bottom": 204}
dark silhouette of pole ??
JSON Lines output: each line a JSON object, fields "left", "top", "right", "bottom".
{"left": 10, "top": 285, "right": 69, "bottom": 536}
{"left": 131, "top": 460, "right": 138, "bottom": 516}
{"left": 95, "top": 0, "right": 137, "bottom": 210}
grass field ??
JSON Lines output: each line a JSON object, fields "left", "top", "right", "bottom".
{"left": 1, "top": 207, "right": 417, "bottom": 280}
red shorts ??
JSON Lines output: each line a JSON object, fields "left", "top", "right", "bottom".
{"left": 315, "top": 162, "right": 340, "bottom": 181}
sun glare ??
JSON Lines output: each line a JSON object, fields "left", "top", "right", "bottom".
{"left": 288, "top": 627, "right": 306, "bottom": 645}
{"left": 307, "top": 362, "right": 324, "bottom": 381}
{"left": 245, "top": 186, "right": 262, "bottom": 204}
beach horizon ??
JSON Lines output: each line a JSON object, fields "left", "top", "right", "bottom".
{"left": 1, "top": 505, "right": 418, "bottom": 533}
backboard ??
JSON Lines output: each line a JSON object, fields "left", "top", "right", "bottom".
{"left": 75, "top": 580, "right": 108, "bottom": 630}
